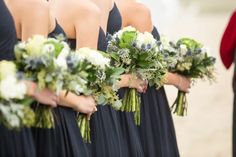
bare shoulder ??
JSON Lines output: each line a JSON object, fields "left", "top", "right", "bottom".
{"left": 14, "top": 0, "right": 50, "bottom": 21}
{"left": 124, "top": 2, "right": 152, "bottom": 32}
{"left": 128, "top": 2, "right": 151, "bottom": 19}
{"left": 66, "top": 0, "right": 101, "bottom": 21}
{"left": 69, "top": 0, "right": 101, "bottom": 31}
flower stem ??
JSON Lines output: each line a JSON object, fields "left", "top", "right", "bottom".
{"left": 171, "top": 91, "right": 187, "bottom": 116}
{"left": 34, "top": 105, "right": 54, "bottom": 128}
{"left": 77, "top": 113, "right": 91, "bottom": 143}
{"left": 121, "top": 88, "right": 141, "bottom": 125}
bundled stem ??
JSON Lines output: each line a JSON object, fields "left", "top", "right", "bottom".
{"left": 121, "top": 88, "right": 141, "bottom": 125}
{"left": 77, "top": 113, "right": 91, "bottom": 143}
{"left": 171, "top": 91, "right": 187, "bottom": 116}
{"left": 34, "top": 104, "right": 54, "bottom": 128}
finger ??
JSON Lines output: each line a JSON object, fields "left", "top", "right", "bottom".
{"left": 142, "top": 85, "right": 146, "bottom": 93}
{"left": 52, "top": 95, "right": 58, "bottom": 102}
{"left": 55, "top": 96, "right": 60, "bottom": 104}
{"left": 50, "top": 101, "right": 57, "bottom": 107}
{"left": 145, "top": 80, "right": 148, "bottom": 86}
{"left": 94, "top": 107, "right": 97, "bottom": 112}
{"left": 137, "top": 87, "right": 144, "bottom": 93}
{"left": 87, "top": 113, "right": 92, "bottom": 120}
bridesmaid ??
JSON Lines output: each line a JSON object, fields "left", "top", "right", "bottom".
{"left": 115, "top": 0, "right": 191, "bottom": 156}
{"left": 30, "top": 1, "right": 72, "bottom": 157}
{"left": 87, "top": 0, "right": 147, "bottom": 156}
{"left": 107, "top": 0, "right": 147, "bottom": 156}
{"left": 84, "top": 0, "right": 125, "bottom": 156}
{"left": 48, "top": 0, "right": 101, "bottom": 156}
{"left": 0, "top": 0, "right": 58, "bottom": 156}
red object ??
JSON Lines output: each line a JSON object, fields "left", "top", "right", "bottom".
{"left": 220, "top": 11, "right": 236, "bottom": 69}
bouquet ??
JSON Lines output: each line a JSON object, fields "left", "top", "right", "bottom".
{"left": 107, "top": 26, "right": 167, "bottom": 125}
{"left": 0, "top": 60, "right": 35, "bottom": 129}
{"left": 65, "top": 47, "right": 124, "bottom": 143}
{"left": 160, "top": 37, "right": 216, "bottom": 116}
{"left": 14, "top": 35, "right": 70, "bottom": 128}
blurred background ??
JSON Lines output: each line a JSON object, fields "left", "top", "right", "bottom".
{"left": 139, "top": 0, "right": 236, "bottom": 156}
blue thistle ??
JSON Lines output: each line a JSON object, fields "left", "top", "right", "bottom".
{"left": 146, "top": 44, "right": 152, "bottom": 50}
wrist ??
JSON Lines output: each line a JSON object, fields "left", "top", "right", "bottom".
{"left": 176, "top": 75, "right": 182, "bottom": 89}
{"left": 118, "top": 74, "right": 131, "bottom": 88}
{"left": 25, "top": 81, "right": 37, "bottom": 97}
{"left": 165, "top": 72, "right": 180, "bottom": 87}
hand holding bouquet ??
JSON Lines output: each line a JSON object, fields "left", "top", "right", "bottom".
{"left": 161, "top": 37, "right": 216, "bottom": 116}
{"left": 65, "top": 47, "right": 124, "bottom": 143}
{"left": 107, "top": 26, "right": 167, "bottom": 125}
{"left": 14, "top": 35, "right": 70, "bottom": 128}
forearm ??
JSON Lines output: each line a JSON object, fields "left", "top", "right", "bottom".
{"left": 58, "top": 91, "right": 78, "bottom": 109}
{"left": 24, "top": 81, "right": 37, "bottom": 97}
{"left": 164, "top": 72, "right": 179, "bottom": 87}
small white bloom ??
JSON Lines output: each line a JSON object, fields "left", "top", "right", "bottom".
{"left": 136, "top": 32, "right": 156, "bottom": 49}
{"left": 179, "top": 44, "right": 188, "bottom": 56}
{"left": 42, "top": 44, "right": 55, "bottom": 53}
{"left": 201, "top": 46, "right": 212, "bottom": 56}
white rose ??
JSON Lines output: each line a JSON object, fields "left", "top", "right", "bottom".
{"left": 77, "top": 47, "right": 110, "bottom": 69}
{"left": 25, "top": 35, "right": 47, "bottom": 56}
{"left": 55, "top": 46, "right": 70, "bottom": 70}
{"left": 0, "top": 76, "right": 26, "bottom": 100}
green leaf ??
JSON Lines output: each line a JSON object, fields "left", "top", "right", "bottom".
{"left": 138, "top": 53, "right": 149, "bottom": 61}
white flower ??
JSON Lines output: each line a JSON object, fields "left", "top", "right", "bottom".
{"left": 55, "top": 45, "right": 70, "bottom": 70}
{"left": 136, "top": 32, "right": 156, "bottom": 49}
{"left": 201, "top": 46, "right": 212, "bottom": 56}
{"left": 42, "top": 44, "right": 55, "bottom": 54}
{"left": 179, "top": 44, "right": 188, "bottom": 56}
{"left": 77, "top": 47, "right": 110, "bottom": 69}
{"left": 17, "top": 42, "right": 26, "bottom": 49}
{"left": 0, "top": 76, "right": 27, "bottom": 100}
{"left": 75, "top": 84, "right": 85, "bottom": 94}
{"left": 25, "top": 35, "right": 47, "bottom": 56}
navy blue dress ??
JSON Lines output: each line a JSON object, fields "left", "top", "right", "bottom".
{"left": 138, "top": 27, "right": 180, "bottom": 157}
{"left": 32, "top": 23, "right": 88, "bottom": 157}
{"left": 107, "top": 4, "right": 144, "bottom": 157}
{"left": 0, "top": 0, "right": 36, "bottom": 156}
{"left": 85, "top": 25, "right": 124, "bottom": 157}
{"left": 107, "top": 3, "right": 145, "bottom": 157}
